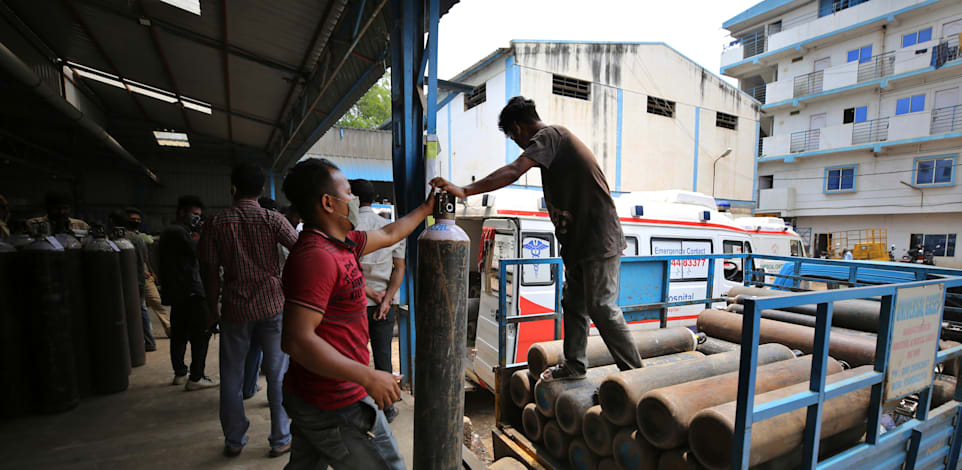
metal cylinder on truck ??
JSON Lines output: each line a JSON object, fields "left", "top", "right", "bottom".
{"left": 551, "top": 352, "right": 705, "bottom": 434}
{"left": 111, "top": 228, "right": 145, "bottom": 368}
{"left": 569, "top": 437, "right": 601, "bottom": 470}
{"left": 657, "top": 448, "right": 705, "bottom": 470}
{"left": 0, "top": 238, "right": 32, "bottom": 419}
{"left": 20, "top": 223, "right": 79, "bottom": 413}
{"left": 596, "top": 344, "right": 796, "bottom": 427}
{"left": 688, "top": 365, "right": 874, "bottom": 469}
{"left": 543, "top": 420, "right": 571, "bottom": 461}
{"left": 413, "top": 191, "right": 470, "bottom": 470}
{"left": 528, "top": 327, "right": 699, "bottom": 377}
{"left": 696, "top": 336, "right": 739, "bottom": 355}
{"left": 697, "top": 309, "right": 877, "bottom": 366}
{"left": 726, "top": 302, "right": 876, "bottom": 337}
{"left": 510, "top": 369, "right": 537, "bottom": 408}
{"left": 637, "top": 355, "right": 843, "bottom": 449}
{"left": 612, "top": 429, "right": 659, "bottom": 470}
{"left": 55, "top": 232, "right": 92, "bottom": 397}
{"left": 83, "top": 227, "right": 130, "bottom": 393}
{"left": 728, "top": 286, "right": 881, "bottom": 333}
{"left": 581, "top": 405, "right": 618, "bottom": 456}
{"left": 521, "top": 403, "right": 547, "bottom": 442}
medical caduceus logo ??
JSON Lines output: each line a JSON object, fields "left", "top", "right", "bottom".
{"left": 524, "top": 239, "right": 550, "bottom": 274}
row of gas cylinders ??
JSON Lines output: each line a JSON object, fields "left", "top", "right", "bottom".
{"left": 0, "top": 226, "right": 146, "bottom": 418}
{"left": 508, "top": 287, "right": 961, "bottom": 470}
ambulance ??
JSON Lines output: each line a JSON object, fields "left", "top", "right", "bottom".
{"left": 453, "top": 188, "right": 804, "bottom": 390}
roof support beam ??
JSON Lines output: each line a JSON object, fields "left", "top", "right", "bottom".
{"left": 138, "top": 0, "right": 192, "bottom": 131}
{"left": 75, "top": 0, "right": 302, "bottom": 76}
{"left": 265, "top": 0, "right": 349, "bottom": 154}
{"left": 63, "top": 0, "right": 154, "bottom": 124}
{"left": 219, "top": 0, "right": 234, "bottom": 151}
{"left": 271, "top": 0, "right": 389, "bottom": 168}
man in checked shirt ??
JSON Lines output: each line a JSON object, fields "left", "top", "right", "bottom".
{"left": 199, "top": 163, "right": 298, "bottom": 458}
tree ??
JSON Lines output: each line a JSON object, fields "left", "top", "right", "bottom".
{"left": 337, "top": 72, "right": 390, "bottom": 129}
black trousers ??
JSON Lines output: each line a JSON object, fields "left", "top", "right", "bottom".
{"left": 366, "top": 305, "right": 396, "bottom": 374}
{"left": 170, "top": 295, "right": 212, "bottom": 381}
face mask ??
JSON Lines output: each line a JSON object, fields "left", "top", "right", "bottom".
{"left": 331, "top": 195, "right": 360, "bottom": 230}
{"left": 186, "top": 214, "right": 203, "bottom": 233}
{"left": 127, "top": 220, "right": 141, "bottom": 231}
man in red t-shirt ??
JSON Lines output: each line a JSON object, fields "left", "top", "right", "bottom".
{"left": 280, "top": 157, "right": 434, "bottom": 470}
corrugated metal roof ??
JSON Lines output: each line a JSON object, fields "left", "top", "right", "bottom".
{"left": 0, "top": 0, "right": 458, "bottom": 176}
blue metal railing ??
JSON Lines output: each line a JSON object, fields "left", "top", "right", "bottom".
{"left": 732, "top": 276, "right": 962, "bottom": 470}
{"left": 749, "top": 85, "right": 767, "bottom": 104}
{"left": 493, "top": 253, "right": 962, "bottom": 469}
{"left": 791, "top": 129, "right": 821, "bottom": 153}
{"left": 931, "top": 104, "right": 962, "bottom": 135}
{"left": 738, "top": 31, "right": 767, "bottom": 59}
{"left": 496, "top": 253, "right": 741, "bottom": 369}
{"left": 852, "top": 117, "right": 889, "bottom": 145}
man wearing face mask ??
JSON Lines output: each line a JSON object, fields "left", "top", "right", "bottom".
{"left": 280, "top": 158, "right": 434, "bottom": 470}
{"left": 430, "top": 96, "right": 642, "bottom": 381}
{"left": 159, "top": 196, "right": 215, "bottom": 390}
{"left": 127, "top": 207, "right": 172, "bottom": 338}
{"left": 199, "top": 163, "right": 298, "bottom": 459}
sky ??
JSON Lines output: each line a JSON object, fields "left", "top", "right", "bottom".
{"left": 436, "top": 0, "right": 761, "bottom": 84}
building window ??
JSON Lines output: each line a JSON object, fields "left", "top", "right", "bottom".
{"left": 914, "top": 155, "right": 955, "bottom": 186}
{"left": 552, "top": 74, "right": 590, "bottom": 101}
{"left": 846, "top": 45, "right": 873, "bottom": 63}
{"left": 911, "top": 233, "right": 957, "bottom": 257}
{"left": 843, "top": 106, "right": 868, "bottom": 124}
{"left": 818, "top": 0, "right": 869, "bottom": 17}
{"left": 647, "top": 96, "right": 675, "bottom": 118}
{"left": 902, "top": 27, "right": 933, "bottom": 48}
{"left": 759, "top": 175, "right": 774, "bottom": 190}
{"left": 896, "top": 94, "right": 925, "bottom": 115}
{"left": 825, "top": 166, "right": 856, "bottom": 192}
{"left": 716, "top": 112, "right": 737, "bottom": 130}
{"left": 463, "top": 83, "right": 486, "bottom": 111}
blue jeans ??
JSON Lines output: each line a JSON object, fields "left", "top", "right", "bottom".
{"left": 243, "top": 342, "right": 263, "bottom": 399}
{"left": 283, "top": 391, "right": 405, "bottom": 470}
{"left": 141, "top": 300, "right": 156, "bottom": 350}
{"left": 219, "top": 315, "right": 291, "bottom": 450}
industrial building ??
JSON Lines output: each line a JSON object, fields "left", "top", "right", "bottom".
{"left": 721, "top": 0, "right": 962, "bottom": 266}
{"left": 434, "top": 41, "right": 762, "bottom": 212}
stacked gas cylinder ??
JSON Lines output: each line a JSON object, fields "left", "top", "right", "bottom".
{"left": 509, "top": 285, "right": 960, "bottom": 470}
{"left": 0, "top": 223, "right": 145, "bottom": 419}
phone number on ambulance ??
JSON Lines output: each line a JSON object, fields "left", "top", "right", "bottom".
{"left": 669, "top": 259, "right": 708, "bottom": 267}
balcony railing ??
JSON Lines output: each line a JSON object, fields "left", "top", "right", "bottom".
{"left": 793, "top": 70, "right": 823, "bottom": 98}
{"left": 857, "top": 51, "right": 895, "bottom": 82}
{"left": 739, "top": 31, "right": 767, "bottom": 59}
{"left": 790, "top": 129, "right": 820, "bottom": 153}
{"left": 749, "top": 85, "right": 766, "bottom": 104}
{"left": 931, "top": 105, "right": 962, "bottom": 134}
{"left": 932, "top": 34, "right": 961, "bottom": 68}
{"left": 852, "top": 117, "right": 889, "bottom": 144}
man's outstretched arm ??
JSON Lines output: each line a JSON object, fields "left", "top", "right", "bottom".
{"left": 430, "top": 156, "right": 538, "bottom": 198}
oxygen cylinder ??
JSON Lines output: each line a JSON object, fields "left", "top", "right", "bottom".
{"left": 56, "top": 232, "right": 91, "bottom": 396}
{"left": 414, "top": 191, "right": 470, "bottom": 470}
{"left": 21, "top": 223, "right": 79, "bottom": 413}
{"left": 84, "top": 227, "right": 130, "bottom": 393}
{"left": 112, "top": 228, "right": 145, "bottom": 368}
{"left": 0, "top": 238, "right": 30, "bottom": 418}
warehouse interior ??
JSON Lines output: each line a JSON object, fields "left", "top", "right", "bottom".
{"left": 0, "top": 0, "right": 453, "bottom": 467}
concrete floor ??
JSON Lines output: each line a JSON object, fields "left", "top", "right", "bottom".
{"left": 0, "top": 336, "right": 417, "bottom": 470}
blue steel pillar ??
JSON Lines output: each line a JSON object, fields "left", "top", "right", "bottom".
{"left": 391, "top": 0, "right": 438, "bottom": 390}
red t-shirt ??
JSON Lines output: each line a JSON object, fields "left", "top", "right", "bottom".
{"left": 282, "top": 228, "right": 369, "bottom": 410}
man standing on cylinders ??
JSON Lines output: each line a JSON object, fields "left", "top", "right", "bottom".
{"left": 430, "top": 96, "right": 642, "bottom": 380}
{"left": 280, "top": 157, "right": 434, "bottom": 469}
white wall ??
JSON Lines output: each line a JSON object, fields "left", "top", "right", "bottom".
{"left": 797, "top": 213, "right": 962, "bottom": 268}
{"left": 758, "top": 145, "right": 962, "bottom": 217}
{"left": 440, "top": 42, "right": 761, "bottom": 203}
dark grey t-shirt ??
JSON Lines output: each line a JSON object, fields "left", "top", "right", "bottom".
{"left": 521, "top": 125, "right": 625, "bottom": 264}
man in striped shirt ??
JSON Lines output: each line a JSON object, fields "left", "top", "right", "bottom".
{"left": 199, "top": 163, "right": 298, "bottom": 458}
